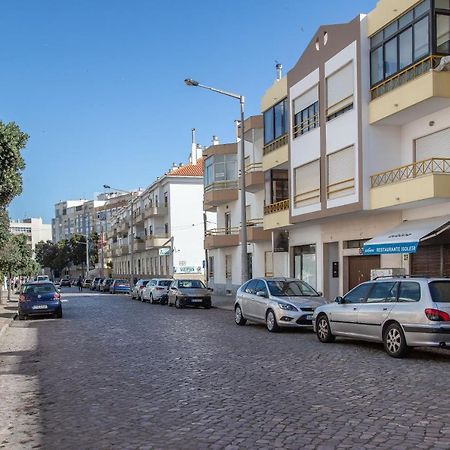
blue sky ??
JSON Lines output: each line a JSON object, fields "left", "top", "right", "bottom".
{"left": 2, "top": 0, "right": 377, "bottom": 223}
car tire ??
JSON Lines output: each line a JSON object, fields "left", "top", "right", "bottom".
{"left": 234, "top": 305, "right": 247, "bottom": 326}
{"left": 384, "top": 322, "right": 408, "bottom": 358}
{"left": 18, "top": 314, "right": 25, "bottom": 321}
{"left": 316, "top": 314, "right": 335, "bottom": 343}
{"left": 204, "top": 301, "right": 211, "bottom": 309}
{"left": 266, "top": 309, "right": 279, "bottom": 332}
{"left": 55, "top": 309, "right": 63, "bottom": 319}
{"left": 168, "top": 298, "right": 173, "bottom": 307}
{"left": 175, "top": 297, "right": 183, "bottom": 309}
{"left": 150, "top": 294, "right": 154, "bottom": 305}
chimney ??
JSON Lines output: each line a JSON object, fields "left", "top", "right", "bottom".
{"left": 211, "top": 135, "right": 219, "bottom": 146}
{"left": 276, "top": 62, "right": 283, "bottom": 81}
{"left": 196, "top": 143, "right": 203, "bottom": 162}
{"left": 191, "top": 128, "right": 197, "bottom": 164}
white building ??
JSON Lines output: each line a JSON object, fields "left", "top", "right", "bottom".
{"left": 10, "top": 217, "right": 52, "bottom": 256}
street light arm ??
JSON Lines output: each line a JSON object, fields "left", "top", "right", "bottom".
{"left": 185, "top": 79, "right": 243, "bottom": 102}
{"left": 103, "top": 185, "right": 131, "bottom": 194}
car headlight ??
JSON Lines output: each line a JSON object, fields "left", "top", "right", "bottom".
{"left": 277, "top": 302, "right": 298, "bottom": 311}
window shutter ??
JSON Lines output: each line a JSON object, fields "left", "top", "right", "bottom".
{"left": 415, "top": 127, "right": 450, "bottom": 161}
{"left": 327, "top": 146, "right": 355, "bottom": 199}
{"left": 293, "top": 85, "right": 319, "bottom": 115}
{"left": 295, "top": 160, "right": 320, "bottom": 206}
{"left": 326, "top": 62, "right": 354, "bottom": 116}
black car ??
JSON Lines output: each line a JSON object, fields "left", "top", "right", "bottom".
{"left": 18, "top": 282, "right": 63, "bottom": 320}
{"left": 60, "top": 278, "right": 71, "bottom": 287}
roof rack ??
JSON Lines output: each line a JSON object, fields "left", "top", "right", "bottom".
{"left": 373, "top": 275, "right": 450, "bottom": 280}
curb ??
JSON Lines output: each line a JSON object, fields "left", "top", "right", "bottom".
{"left": 0, "top": 313, "right": 17, "bottom": 340}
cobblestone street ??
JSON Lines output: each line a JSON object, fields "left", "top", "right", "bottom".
{"left": 1, "top": 289, "right": 450, "bottom": 450}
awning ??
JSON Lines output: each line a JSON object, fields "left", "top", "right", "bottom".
{"left": 363, "top": 216, "right": 450, "bottom": 255}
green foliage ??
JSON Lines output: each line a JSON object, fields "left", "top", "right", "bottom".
{"left": 0, "top": 207, "right": 10, "bottom": 249}
{"left": 35, "top": 240, "right": 71, "bottom": 274}
{"left": 0, "top": 234, "right": 33, "bottom": 277}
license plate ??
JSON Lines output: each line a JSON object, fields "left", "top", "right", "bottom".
{"left": 32, "top": 305, "right": 48, "bottom": 310}
{"left": 306, "top": 314, "right": 313, "bottom": 320}
{"left": 191, "top": 299, "right": 203, "bottom": 303}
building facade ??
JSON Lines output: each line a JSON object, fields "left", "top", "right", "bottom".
{"left": 10, "top": 218, "right": 52, "bottom": 257}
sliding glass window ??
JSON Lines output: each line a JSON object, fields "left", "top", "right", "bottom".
{"left": 263, "top": 98, "right": 287, "bottom": 145}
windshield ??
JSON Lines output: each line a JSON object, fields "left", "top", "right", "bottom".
{"left": 267, "top": 280, "right": 319, "bottom": 297}
{"left": 115, "top": 279, "right": 128, "bottom": 284}
{"left": 178, "top": 280, "right": 206, "bottom": 289}
{"left": 24, "top": 284, "right": 56, "bottom": 294}
{"left": 158, "top": 280, "right": 172, "bottom": 287}
{"left": 429, "top": 281, "right": 450, "bottom": 303}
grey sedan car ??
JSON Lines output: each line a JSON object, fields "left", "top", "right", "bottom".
{"left": 312, "top": 277, "right": 450, "bottom": 358}
{"left": 234, "top": 278, "right": 328, "bottom": 332}
{"left": 167, "top": 279, "right": 212, "bottom": 309}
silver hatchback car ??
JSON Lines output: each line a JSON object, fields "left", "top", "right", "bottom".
{"left": 234, "top": 278, "right": 328, "bottom": 332}
{"left": 313, "top": 277, "right": 450, "bottom": 358}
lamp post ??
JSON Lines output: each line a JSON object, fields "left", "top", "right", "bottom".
{"left": 103, "top": 185, "right": 135, "bottom": 287}
{"left": 184, "top": 78, "right": 248, "bottom": 284}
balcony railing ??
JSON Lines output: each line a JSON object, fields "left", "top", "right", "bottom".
{"left": 370, "top": 158, "right": 450, "bottom": 188}
{"left": 294, "top": 188, "right": 320, "bottom": 207}
{"left": 244, "top": 162, "right": 263, "bottom": 174}
{"left": 263, "top": 133, "right": 288, "bottom": 156}
{"left": 264, "top": 199, "right": 289, "bottom": 215}
{"left": 327, "top": 178, "right": 355, "bottom": 199}
{"left": 246, "top": 218, "right": 263, "bottom": 226}
{"left": 204, "top": 180, "right": 238, "bottom": 192}
{"left": 205, "top": 227, "right": 240, "bottom": 236}
{"left": 293, "top": 113, "right": 319, "bottom": 138}
{"left": 370, "top": 55, "right": 442, "bottom": 100}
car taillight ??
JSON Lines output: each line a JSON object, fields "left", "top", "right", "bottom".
{"left": 19, "top": 294, "right": 26, "bottom": 302}
{"left": 425, "top": 308, "right": 450, "bottom": 321}
{"left": 53, "top": 293, "right": 61, "bottom": 300}
{"left": 139, "top": 286, "right": 145, "bottom": 289}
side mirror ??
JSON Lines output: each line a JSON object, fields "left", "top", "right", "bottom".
{"left": 335, "top": 296, "right": 344, "bottom": 304}
{"left": 256, "top": 291, "right": 267, "bottom": 298}
{"left": 317, "top": 291, "right": 323, "bottom": 297}
{"left": 57, "top": 288, "right": 61, "bottom": 294}
{"left": 208, "top": 287, "right": 214, "bottom": 292}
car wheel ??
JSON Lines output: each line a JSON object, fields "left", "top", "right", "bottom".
{"left": 168, "top": 297, "right": 173, "bottom": 307}
{"left": 266, "top": 309, "right": 279, "bottom": 332}
{"left": 18, "top": 314, "right": 25, "bottom": 321}
{"left": 175, "top": 297, "right": 183, "bottom": 309}
{"left": 55, "top": 309, "right": 63, "bottom": 319}
{"left": 204, "top": 301, "right": 211, "bottom": 309}
{"left": 234, "top": 305, "right": 246, "bottom": 326}
{"left": 384, "top": 323, "right": 408, "bottom": 358}
{"left": 150, "top": 294, "right": 154, "bottom": 304}
{"left": 316, "top": 314, "right": 335, "bottom": 343}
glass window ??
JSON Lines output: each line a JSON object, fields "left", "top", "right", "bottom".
{"left": 370, "top": 47, "right": 384, "bottom": 84}
{"left": 158, "top": 280, "right": 172, "bottom": 287}
{"left": 344, "top": 283, "right": 372, "bottom": 303}
{"left": 264, "top": 108, "right": 274, "bottom": 144}
{"left": 384, "top": 20, "right": 398, "bottom": 39}
{"left": 245, "top": 279, "right": 258, "bottom": 294}
{"left": 385, "top": 38, "right": 398, "bottom": 76}
{"left": 398, "top": 282, "right": 421, "bottom": 302}
{"left": 399, "top": 28, "right": 413, "bottom": 69}
{"left": 414, "top": 0, "right": 430, "bottom": 17}
{"left": 274, "top": 100, "right": 285, "bottom": 139}
{"left": 366, "top": 282, "right": 398, "bottom": 303}
{"left": 436, "top": 14, "right": 450, "bottom": 53}
{"left": 399, "top": 10, "right": 414, "bottom": 28}
{"left": 428, "top": 281, "right": 450, "bottom": 303}
{"left": 294, "top": 245, "right": 317, "bottom": 289}
{"left": 294, "top": 101, "right": 319, "bottom": 137}
{"left": 267, "top": 280, "right": 319, "bottom": 297}
{"left": 254, "top": 280, "right": 268, "bottom": 296}
{"left": 178, "top": 280, "right": 206, "bottom": 289}
{"left": 414, "top": 17, "right": 429, "bottom": 60}
{"left": 371, "top": 30, "right": 383, "bottom": 47}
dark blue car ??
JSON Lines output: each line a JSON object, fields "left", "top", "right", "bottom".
{"left": 110, "top": 279, "right": 131, "bottom": 294}
{"left": 18, "top": 282, "right": 63, "bottom": 320}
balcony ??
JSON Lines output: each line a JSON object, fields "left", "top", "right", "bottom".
{"left": 247, "top": 219, "right": 271, "bottom": 242}
{"left": 263, "top": 199, "right": 290, "bottom": 230}
{"left": 204, "top": 227, "right": 239, "bottom": 250}
{"left": 134, "top": 213, "right": 145, "bottom": 224}
{"left": 262, "top": 134, "right": 288, "bottom": 170}
{"left": 370, "top": 158, "right": 450, "bottom": 209}
{"left": 369, "top": 55, "right": 450, "bottom": 124}
{"left": 120, "top": 221, "right": 130, "bottom": 233}
{"left": 144, "top": 206, "right": 168, "bottom": 218}
{"left": 146, "top": 234, "right": 170, "bottom": 249}
{"left": 115, "top": 244, "right": 129, "bottom": 257}
{"left": 133, "top": 240, "right": 146, "bottom": 252}
{"left": 204, "top": 181, "right": 239, "bottom": 211}
{"left": 244, "top": 163, "right": 264, "bottom": 193}
{"left": 106, "top": 228, "right": 117, "bottom": 240}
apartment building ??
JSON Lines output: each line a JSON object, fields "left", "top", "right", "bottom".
{"left": 261, "top": 0, "right": 450, "bottom": 298}
{"left": 10, "top": 218, "right": 52, "bottom": 256}
{"left": 106, "top": 143, "right": 209, "bottom": 280}
{"left": 203, "top": 119, "right": 271, "bottom": 295}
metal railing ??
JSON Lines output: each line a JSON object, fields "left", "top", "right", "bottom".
{"left": 244, "top": 162, "right": 263, "bottom": 174}
{"left": 246, "top": 218, "right": 263, "bottom": 226}
{"left": 294, "top": 188, "right": 320, "bottom": 207}
{"left": 205, "top": 227, "right": 240, "bottom": 236}
{"left": 204, "top": 180, "right": 238, "bottom": 192}
{"left": 264, "top": 199, "right": 289, "bottom": 215}
{"left": 327, "top": 178, "right": 355, "bottom": 198}
{"left": 370, "top": 55, "right": 442, "bottom": 100}
{"left": 371, "top": 157, "right": 450, "bottom": 188}
{"left": 293, "top": 113, "right": 319, "bottom": 138}
{"left": 263, "top": 133, "right": 288, "bottom": 156}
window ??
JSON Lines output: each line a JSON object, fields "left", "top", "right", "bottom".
{"left": 208, "top": 256, "right": 214, "bottom": 279}
{"left": 398, "top": 282, "right": 421, "bottom": 302}
{"left": 247, "top": 253, "right": 253, "bottom": 280}
{"left": 326, "top": 62, "right": 354, "bottom": 119}
{"left": 294, "top": 245, "right": 317, "bottom": 289}
{"left": 436, "top": 13, "right": 450, "bottom": 53}
{"left": 149, "top": 225, "right": 153, "bottom": 236}
{"left": 244, "top": 279, "right": 258, "bottom": 294}
{"left": 294, "top": 160, "right": 320, "bottom": 207}
{"left": 224, "top": 212, "right": 231, "bottom": 234}
{"left": 399, "top": 28, "right": 413, "bottom": 69}
{"left": 204, "top": 154, "right": 237, "bottom": 186}
{"left": 415, "top": 127, "right": 450, "bottom": 160}
{"left": 429, "top": 281, "right": 450, "bottom": 302}
{"left": 414, "top": 17, "right": 429, "bottom": 59}
{"left": 293, "top": 86, "right": 319, "bottom": 138}
{"left": 164, "top": 192, "right": 168, "bottom": 208}
{"left": 366, "top": 282, "right": 398, "bottom": 303}
{"left": 265, "top": 251, "right": 273, "bottom": 277}
{"left": 164, "top": 223, "right": 169, "bottom": 235}
{"left": 327, "top": 146, "right": 355, "bottom": 200}
{"left": 344, "top": 283, "right": 372, "bottom": 303}
{"left": 265, "top": 170, "right": 289, "bottom": 205}
{"left": 263, "top": 98, "right": 287, "bottom": 144}
{"left": 225, "top": 255, "right": 232, "bottom": 279}
{"left": 254, "top": 280, "right": 268, "bottom": 296}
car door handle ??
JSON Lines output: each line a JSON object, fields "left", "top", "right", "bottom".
{"left": 353, "top": 307, "right": 357, "bottom": 311}
{"left": 383, "top": 307, "right": 388, "bottom": 311}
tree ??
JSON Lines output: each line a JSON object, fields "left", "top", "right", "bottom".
{"left": 35, "top": 240, "right": 71, "bottom": 279}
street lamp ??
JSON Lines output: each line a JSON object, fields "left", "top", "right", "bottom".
{"left": 184, "top": 78, "right": 248, "bottom": 283}
{"left": 103, "top": 185, "right": 135, "bottom": 286}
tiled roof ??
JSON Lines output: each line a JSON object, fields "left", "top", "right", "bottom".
{"left": 169, "top": 158, "right": 203, "bottom": 177}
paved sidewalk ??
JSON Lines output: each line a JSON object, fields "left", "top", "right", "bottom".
{"left": 0, "top": 291, "right": 18, "bottom": 339}
{"left": 211, "top": 294, "right": 234, "bottom": 311}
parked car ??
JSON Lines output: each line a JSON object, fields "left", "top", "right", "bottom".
{"left": 35, "top": 275, "right": 50, "bottom": 282}
{"left": 131, "top": 279, "right": 150, "bottom": 300}
{"left": 167, "top": 279, "right": 212, "bottom": 308}
{"left": 82, "top": 279, "right": 92, "bottom": 288}
{"left": 234, "top": 278, "right": 328, "bottom": 332}
{"left": 90, "top": 277, "right": 103, "bottom": 290}
{"left": 100, "top": 278, "right": 113, "bottom": 292}
{"left": 142, "top": 278, "right": 172, "bottom": 303}
{"left": 18, "top": 282, "right": 63, "bottom": 320}
{"left": 110, "top": 279, "right": 131, "bottom": 294}
{"left": 60, "top": 278, "right": 71, "bottom": 287}
{"left": 313, "top": 277, "right": 450, "bottom": 358}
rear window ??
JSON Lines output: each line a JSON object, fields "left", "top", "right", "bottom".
{"left": 158, "top": 280, "right": 172, "bottom": 287}
{"left": 429, "top": 281, "right": 450, "bottom": 303}
{"left": 24, "top": 284, "right": 56, "bottom": 294}
{"left": 115, "top": 279, "right": 128, "bottom": 284}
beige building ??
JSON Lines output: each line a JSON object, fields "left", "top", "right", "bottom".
{"left": 10, "top": 217, "right": 52, "bottom": 257}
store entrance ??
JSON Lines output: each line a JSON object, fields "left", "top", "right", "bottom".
{"left": 348, "top": 255, "right": 380, "bottom": 291}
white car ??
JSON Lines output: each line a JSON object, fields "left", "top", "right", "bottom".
{"left": 142, "top": 278, "right": 173, "bottom": 304}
